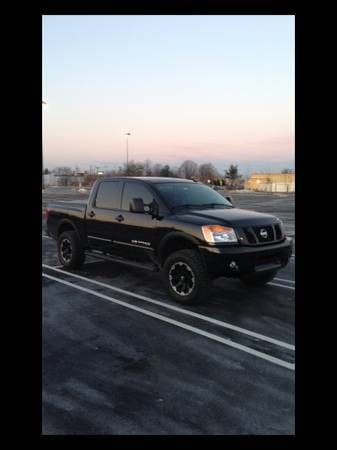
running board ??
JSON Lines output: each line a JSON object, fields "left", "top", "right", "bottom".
{"left": 85, "top": 251, "right": 158, "bottom": 272}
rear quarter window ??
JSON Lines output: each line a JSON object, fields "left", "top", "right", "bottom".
{"left": 94, "top": 181, "right": 123, "bottom": 209}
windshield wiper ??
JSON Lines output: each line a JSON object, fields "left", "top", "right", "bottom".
{"left": 172, "top": 204, "right": 196, "bottom": 210}
{"left": 172, "top": 203, "right": 232, "bottom": 210}
{"left": 196, "top": 203, "right": 233, "bottom": 209}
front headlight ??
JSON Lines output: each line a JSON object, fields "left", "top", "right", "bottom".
{"left": 201, "top": 225, "right": 238, "bottom": 243}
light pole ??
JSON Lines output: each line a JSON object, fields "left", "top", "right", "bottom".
{"left": 42, "top": 100, "right": 47, "bottom": 190}
{"left": 125, "top": 133, "right": 131, "bottom": 175}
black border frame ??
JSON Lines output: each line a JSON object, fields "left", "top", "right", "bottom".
{"left": 15, "top": 1, "right": 308, "bottom": 445}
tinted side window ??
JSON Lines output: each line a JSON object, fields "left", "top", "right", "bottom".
{"left": 122, "top": 182, "right": 154, "bottom": 211}
{"left": 95, "top": 181, "right": 123, "bottom": 209}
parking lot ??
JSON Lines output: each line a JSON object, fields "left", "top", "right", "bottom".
{"left": 42, "top": 187, "right": 295, "bottom": 435}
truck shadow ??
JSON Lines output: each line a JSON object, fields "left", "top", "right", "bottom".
{"left": 68, "top": 260, "right": 293, "bottom": 321}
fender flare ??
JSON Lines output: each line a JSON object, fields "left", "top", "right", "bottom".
{"left": 57, "top": 219, "right": 81, "bottom": 241}
{"left": 158, "top": 231, "right": 201, "bottom": 263}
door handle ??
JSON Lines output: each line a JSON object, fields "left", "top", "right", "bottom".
{"left": 88, "top": 211, "right": 95, "bottom": 218}
{"left": 115, "top": 214, "right": 124, "bottom": 222}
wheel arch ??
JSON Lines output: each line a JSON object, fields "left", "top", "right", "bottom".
{"left": 57, "top": 219, "right": 78, "bottom": 239}
{"left": 158, "top": 232, "right": 201, "bottom": 265}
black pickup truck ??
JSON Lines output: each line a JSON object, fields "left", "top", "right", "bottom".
{"left": 46, "top": 177, "right": 292, "bottom": 304}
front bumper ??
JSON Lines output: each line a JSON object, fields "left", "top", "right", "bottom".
{"left": 199, "top": 237, "right": 292, "bottom": 278}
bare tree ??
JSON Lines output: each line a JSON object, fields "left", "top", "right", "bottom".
{"left": 115, "top": 165, "right": 125, "bottom": 176}
{"left": 54, "top": 166, "right": 73, "bottom": 186}
{"left": 170, "top": 166, "right": 179, "bottom": 177}
{"left": 123, "top": 160, "right": 145, "bottom": 176}
{"left": 144, "top": 159, "right": 153, "bottom": 176}
{"left": 83, "top": 173, "right": 99, "bottom": 186}
{"left": 152, "top": 163, "right": 163, "bottom": 176}
{"left": 54, "top": 166, "right": 72, "bottom": 175}
{"left": 198, "top": 163, "right": 218, "bottom": 182}
{"left": 178, "top": 160, "right": 199, "bottom": 179}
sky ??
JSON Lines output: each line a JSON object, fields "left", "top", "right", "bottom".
{"left": 42, "top": 15, "right": 295, "bottom": 175}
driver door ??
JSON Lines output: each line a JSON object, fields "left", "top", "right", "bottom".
{"left": 115, "top": 181, "right": 157, "bottom": 262}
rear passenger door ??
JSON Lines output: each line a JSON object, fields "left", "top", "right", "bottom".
{"left": 86, "top": 180, "right": 124, "bottom": 253}
{"left": 116, "top": 181, "right": 157, "bottom": 262}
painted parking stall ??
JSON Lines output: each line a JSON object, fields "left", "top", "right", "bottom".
{"left": 43, "top": 233, "right": 295, "bottom": 344}
{"left": 42, "top": 264, "right": 294, "bottom": 369}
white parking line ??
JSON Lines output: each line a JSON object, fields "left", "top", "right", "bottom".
{"left": 274, "top": 277, "right": 295, "bottom": 284}
{"left": 42, "top": 264, "right": 294, "bottom": 351}
{"left": 55, "top": 260, "right": 99, "bottom": 269}
{"left": 42, "top": 273, "right": 295, "bottom": 371}
{"left": 268, "top": 282, "right": 295, "bottom": 291}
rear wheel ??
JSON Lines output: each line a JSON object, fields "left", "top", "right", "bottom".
{"left": 163, "top": 249, "right": 209, "bottom": 304}
{"left": 57, "top": 230, "right": 85, "bottom": 269}
{"left": 240, "top": 269, "right": 277, "bottom": 287}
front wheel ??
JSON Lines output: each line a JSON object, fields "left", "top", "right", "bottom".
{"left": 163, "top": 249, "right": 210, "bottom": 304}
{"left": 57, "top": 230, "right": 85, "bottom": 269}
{"left": 240, "top": 269, "right": 277, "bottom": 287}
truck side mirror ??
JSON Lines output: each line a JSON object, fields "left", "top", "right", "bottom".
{"left": 225, "top": 196, "right": 233, "bottom": 205}
{"left": 130, "top": 198, "right": 145, "bottom": 213}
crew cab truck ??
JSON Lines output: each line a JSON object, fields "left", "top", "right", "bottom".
{"left": 46, "top": 177, "right": 292, "bottom": 304}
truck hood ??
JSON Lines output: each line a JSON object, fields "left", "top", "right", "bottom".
{"left": 174, "top": 207, "right": 279, "bottom": 227}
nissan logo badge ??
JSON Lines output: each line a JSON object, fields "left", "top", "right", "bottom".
{"left": 260, "top": 228, "right": 268, "bottom": 239}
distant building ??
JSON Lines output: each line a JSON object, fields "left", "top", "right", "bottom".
{"left": 245, "top": 172, "right": 295, "bottom": 193}
{"left": 43, "top": 173, "right": 58, "bottom": 187}
{"left": 42, "top": 173, "right": 86, "bottom": 187}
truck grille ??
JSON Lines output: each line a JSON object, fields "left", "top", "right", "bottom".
{"left": 252, "top": 225, "right": 275, "bottom": 243}
{"left": 242, "top": 224, "right": 284, "bottom": 246}
{"left": 244, "top": 228, "right": 256, "bottom": 244}
{"left": 274, "top": 223, "right": 282, "bottom": 240}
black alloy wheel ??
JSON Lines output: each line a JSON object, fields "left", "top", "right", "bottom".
{"left": 169, "top": 261, "right": 195, "bottom": 297}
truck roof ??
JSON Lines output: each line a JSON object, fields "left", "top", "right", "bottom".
{"left": 99, "top": 177, "right": 193, "bottom": 184}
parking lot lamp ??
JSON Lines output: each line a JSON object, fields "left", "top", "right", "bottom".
{"left": 42, "top": 101, "right": 47, "bottom": 190}
{"left": 125, "top": 133, "right": 131, "bottom": 175}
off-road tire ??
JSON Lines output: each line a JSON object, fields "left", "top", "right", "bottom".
{"left": 57, "top": 230, "right": 85, "bottom": 269}
{"left": 163, "top": 249, "right": 210, "bottom": 304}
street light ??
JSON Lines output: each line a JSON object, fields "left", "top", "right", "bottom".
{"left": 125, "top": 133, "right": 131, "bottom": 176}
{"left": 42, "top": 100, "right": 47, "bottom": 190}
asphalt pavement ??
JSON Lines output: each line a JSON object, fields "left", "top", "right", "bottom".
{"left": 42, "top": 188, "right": 295, "bottom": 435}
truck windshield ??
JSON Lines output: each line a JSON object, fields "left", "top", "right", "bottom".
{"left": 155, "top": 182, "right": 233, "bottom": 209}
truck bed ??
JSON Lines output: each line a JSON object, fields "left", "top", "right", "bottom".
{"left": 46, "top": 201, "right": 87, "bottom": 239}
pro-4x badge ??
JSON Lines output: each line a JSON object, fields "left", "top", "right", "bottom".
{"left": 131, "top": 240, "right": 151, "bottom": 246}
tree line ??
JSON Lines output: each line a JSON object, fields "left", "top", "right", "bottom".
{"left": 47, "top": 159, "right": 246, "bottom": 189}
